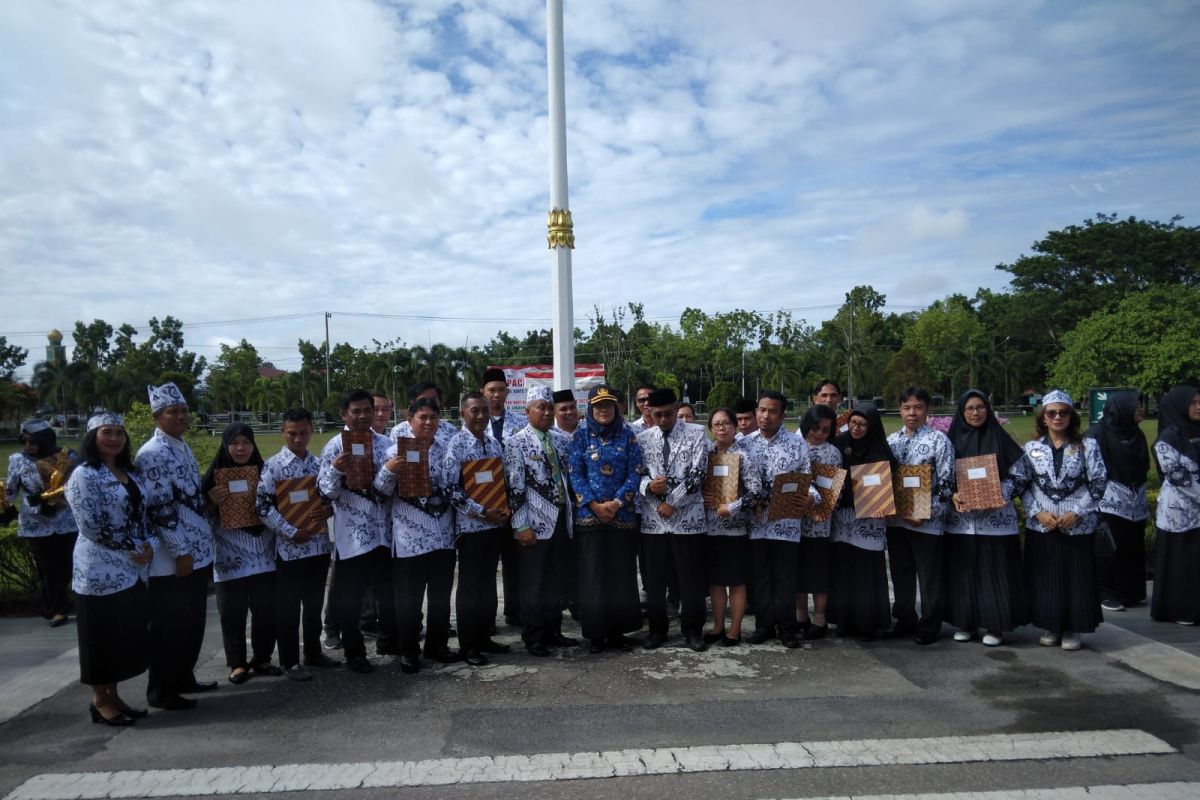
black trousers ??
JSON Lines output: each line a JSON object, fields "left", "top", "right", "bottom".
{"left": 456, "top": 530, "right": 501, "bottom": 651}
{"left": 29, "top": 533, "right": 76, "bottom": 619}
{"left": 751, "top": 538, "right": 801, "bottom": 639}
{"left": 1096, "top": 514, "right": 1148, "bottom": 606}
{"left": 216, "top": 571, "right": 276, "bottom": 669}
{"left": 146, "top": 563, "right": 211, "bottom": 703}
{"left": 576, "top": 525, "right": 642, "bottom": 642}
{"left": 499, "top": 524, "right": 521, "bottom": 624}
{"left": 276, "top": 553, "right": 331, "bottom": 667}
{"left": 393, "top": 549, "right": 455, "bottom": 657}
{"left": 518, "top": 511, "right": 570, "bottom": 646}
{"left": 642, "top": 533, "right": 707, "bottom": 638}
{"left": 323, "top": 558, "right": 380, "bottom": 635}
{"left": 886, "top": 527, "right": 945, "bottom": 637}
{"left": 334, "top": 547, "right": 397, "bottom": 660}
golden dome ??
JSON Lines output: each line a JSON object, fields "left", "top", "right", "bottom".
{"left": 48, "top": 329, "right": 63, "bottom": 343}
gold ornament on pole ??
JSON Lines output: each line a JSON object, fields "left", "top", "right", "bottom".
{"left": 547, "top": 208, "right": 574, "bottom": 249}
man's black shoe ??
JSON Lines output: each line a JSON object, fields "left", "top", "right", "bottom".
{"left": 746, "top": 627, "right": 776, "bottom": 645}
{"left": 780, "top": 634, "right": 803, "bottom": 649}
{"left": 463, "top": 649, "right": 489, "bottom": 666}
{"left": 684, "top": 635, "right": 707, "bottom": 652}
{"left": 642, "top": 633, "right": 666, "bottom": 650}
{"left": 914, "top": 632, "right": 939, "bottom": 646}
{"left": 480, "top": 638, "right": 511, "bottom": 654}
{"left": 526, "top": 642, "right": 550, "bottom": 657}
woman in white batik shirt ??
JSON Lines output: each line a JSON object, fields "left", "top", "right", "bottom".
{"left": 797, "top": 404, "right": 841, "bottom": 641}
{"left": 944, "top": 390, "right": 1028, "bottom": 647}
{"left": 1020, "top": 390, "right": 1107, "bottom": 651}
{"left": 66, "top": 413, "right": 154, "bottom": 727}
{"left": 1150, "top": 385, "right": 1200, "bottom": 626}
{"left": 203, "top": 423, "right": 280, "bottom": 684}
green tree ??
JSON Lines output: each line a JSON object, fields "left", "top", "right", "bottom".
{"left": 1048, "top": 285, "right": 1200, "bottom": 400}
{"left": 706, "top": 381, "right": 740, "bottom": 412}
{"left": 905, "top": 297, "right": 990, "bottom": 399}
{"left": 882, "top": 346, "right": 932, "bottom": 405}
{"left": 206, "top": 340, "right": 261, "bottom": 412}
{"left": 0, "top": 337, "right": 29, "bottom": 380}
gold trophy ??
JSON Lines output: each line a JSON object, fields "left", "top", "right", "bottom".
{"left": 36, "top": 449, "right": 73, "bottom": 507}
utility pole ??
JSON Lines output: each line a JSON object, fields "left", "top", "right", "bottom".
{"left": 546, "top": 0, "right": 575, "bottom": 391}
{"left": 324, "top": 312, "right": 332, "bottom": 400}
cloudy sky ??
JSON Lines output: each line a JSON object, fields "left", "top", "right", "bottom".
{"left": 2, "top": 0, "right": 1197, "bottom": 377}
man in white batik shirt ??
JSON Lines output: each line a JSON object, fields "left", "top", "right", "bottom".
{"left": 504, "top": 386, "right": 576, "bottom": 657}
{"left": 627, "top": 384, "right": 655, "bottom": 434}
{"left": 637, "top": 388, "right": 710, "bottom": 651}
{"left": 256, "top": 407, "right": 338, "bottom": 681}
{"left": 482, "top": 367, "right": 526, "bottom": 627}
{"left": 743, "top": 391, "right": 817, "bottom": 648}
{"left": 135, "top": 382, "right": 216, "bottom": 710}
{"left": 885, "top": 387, "right": 956, "bottom": 646}
{"left": 318, "top": 389, "right": 399, "bottom": 674}
{"left": 390, "top": 381, "right": 459, "bottom": 446}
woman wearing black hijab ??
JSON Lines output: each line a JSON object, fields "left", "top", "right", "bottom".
{"left": 944, "top": 390, "right": 1028, "bottom": 646}
{"left": 827, "top": 404, "right": 892, "bottom": 640}
{"left": 1150, "top": 385, "right": 1200, "bottom": 625}
{"left": 202, "top": 423, "right": 280, "bottom": 683}
{"left": 1085, "top": 393, "right": 1150, "bottom": 611}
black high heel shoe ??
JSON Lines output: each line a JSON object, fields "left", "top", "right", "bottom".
{"left": 88, "top": 703, "right": 135, "bottom": 727}
{"left": 118, "top": 703, "right": 149, "bottom": 719}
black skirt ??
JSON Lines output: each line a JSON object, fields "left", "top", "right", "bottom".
{"left": 706, "top": 535, "right": 750, "bottom": 587}
{"left": 944, "top": 533, "right": 1026, "bottom": 633}
{"left": 1023, "top": 530, "right": 1102, "bottom": 635}
{"left": 798, "top": 536, "right": 832, "bottom": 594}
{"left": 1096, "top": 514, "right": 1149, "bottom": 606}
{"left": 1151, "top": 527, "right": 1200, "bottom": 624}
{"left": 828, "top": 542, "right": 890, "bottom": 636}
{"left": 77, "top": 580, "right": 149, "bottom": 686}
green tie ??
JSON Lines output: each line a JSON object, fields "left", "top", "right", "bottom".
{"left": 537, "top": 429, "right": 565, "bottom": 506}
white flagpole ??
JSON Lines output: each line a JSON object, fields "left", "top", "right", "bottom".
{"left": 547, "top": 0, "right": 575, "bottom": 391}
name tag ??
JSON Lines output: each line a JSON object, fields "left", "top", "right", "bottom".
{"left": 863, "top": 474, "right": 881, "bottom": 487}
{"left": 838, "top": 424, "right": 850, "bottom": 433}
{"left": 902, "top": 476, "right": 921, "bottom": 489}
{"left": 967, "top": 467, "right": 988, "bottom": 480}
{"left": 288, "top": 490, "right": 309, "bottom": 504}
{"left": 405, "top": 450, "right": 421, "bottom": 463}
{"left": 475, "top": 470, "right": 493, "bottom": 484}
{"left": 351, "top": 443, "right": 366, "bottom": 456}
{"left": 712, "top": 465, "right": 730, "bottom": 477}
{"left": 228, "top": 480, "right": 249, "bottom": 493}
{"left": 781, "top": 482, "right": 798, "bottom": 494}
{"left": 815, "top": 475, "right": 833, "bottom": 490}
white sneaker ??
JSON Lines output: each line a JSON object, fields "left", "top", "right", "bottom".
{"left": 1101, "top": 599, "right": 1125, "bottom": 612}
{"left": 1176, "top": 620, "right": 1196, "bottom": 626}
{"left": 982, "top": 633, "right": 1002, "bottom": 647}
{"left": 1038, "top": 632, "right": 1060, "bottom": 647}
{"left": 953, "top": 630, "right": 973, "bottom": 642}
{"left": 1061, "top": 633, "right": 1082, "bottom": 651}
{"left": 286, "top": 665, "right": 313, "bottom": 682}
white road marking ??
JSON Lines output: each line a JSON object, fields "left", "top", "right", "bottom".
{"left": 0, "top": 647, "right": 80, "bottom": 725}
{"left": 1087, "top": 623, "right": 1200, "bottom": 691}
{"left": 775, "top": 782, "right": 1200, "bottom": 800}
{"left": 4, "top": 729, "right": 1174, "bottom": 799}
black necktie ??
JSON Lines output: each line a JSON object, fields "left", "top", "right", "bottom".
{"left": 662, "top": 430, "right": 671, "bottom": 471}
{"left": 492, "top": 417, "right": 504, "bottom": 444}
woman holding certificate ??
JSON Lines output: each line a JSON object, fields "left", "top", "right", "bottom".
{"left": 203, "top": 423, "right": 280, "bottom": 684}
{"left": 944, "top": 390, "right": 1028, "bottom": 647}
{"left": 66, "top": 413, "right": 154, "bottom": 726}
{"left": 828, "top": 404, "right": 892, "bottom": 641}
{"left": 798, "top": 404, "right": 841, "bottom": 641}
{"left": 700, "top": 407, "right": 762, "bottom": 646}
{"left": 1020, "top": 390, "right": 1107, "bottom": 651}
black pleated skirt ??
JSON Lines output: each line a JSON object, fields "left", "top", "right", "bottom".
{"left": 1023, "top": 530, "right": 1101, "bottom": 635}
{"left": 944, "top": 533, "right": 1026, "bottom": 633}
{"left": 828, "top": 542, "right": 890, "bottom": 636}
{"left": 1151, "top": 528, "right": 1200, "bottom": 624}
{"left": 798, "top": 536, "right": 831, "bottom": 594}
{"left": 1096, "top": 514, "right": 1148, "bottom": 606}
{"left": 77, "top": 581, "right": 149, "bottom": 686}
{"left": 706, "top": 535, "right": 750, "bottom": 587}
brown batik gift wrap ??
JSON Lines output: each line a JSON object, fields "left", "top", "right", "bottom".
{"left": 850, "top": 461, "right": 897, "bottom": 519}
{"left": 704, "top": 453, "right": 740, "bottom": 506}
{"left": 892, "top": 463, "right": 932, "bottom": 521}
{"left": 462, "top": 457, "right": 508, "bottom": 512}
{"left": 214, "top": 466, "right": 261, "bottom": 529}
{"left": 806, "top": 463, "right": 847, "bottom": 520}
{"left": 954, "top": 453, "right": 1004, "bottom": 511}
{"left": 767, "top": 471, "right": 813, "bottom": 522}
{"left": 393, "top": 437, "right": 432, "bottom": 498}
{"left": 275, "top": 476, "right": 332, "bottom": 533}
{"left": 340, "top": 430, "right": 375, "bottom": 492}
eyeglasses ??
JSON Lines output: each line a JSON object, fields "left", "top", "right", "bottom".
{"left": 635, "top": 397, "right": 650, "bottom": 405}
{"left": 1044, "top": 409, "right": 1071, "bottom": 418}
{"left": 710, "top": 420, "right": 733, "bottom": 427}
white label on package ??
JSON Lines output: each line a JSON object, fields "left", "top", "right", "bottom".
{"left": 351, "top": 443, "right": 366, "bottom": 456}
{"left": 288, "top": 490, "right": 309, "bottom": 504}
{"left": 815, "top": 475, "right": 834, "bottom": 490}
{"left": 967, "top": 467, "right": 988, "bottom": 480}
{"left": 475, "top": 470, "right": 493, "bottom": 484}
{"left": 781, "top": 482, "right": 799, "bottom": 493}
{"left": 406, "top": 450, "right": 421, "bottom": 463}
{"left": 902, "top": 476, "right": 921, "bottom": 489}
{"left": 712, "top": 465, "right": 730, "bottom": 477}
{"left": 228, "top": 479, "right": 249, "bottom": 493}
{"left": 862, "top": 474, "right": 882, "bottom": 487}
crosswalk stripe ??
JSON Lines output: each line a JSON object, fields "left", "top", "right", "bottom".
{"left": 775, "top": 782, "right": 1200, "bottom": 800}
{"left": 4, "top": 729, "right": 1175, "bottom": 800}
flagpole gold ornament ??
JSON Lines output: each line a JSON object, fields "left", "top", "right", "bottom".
{"left": 547, "top": 208, "right": 574, "bottom": 249}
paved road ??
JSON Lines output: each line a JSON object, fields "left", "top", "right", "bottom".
{"left": 1, "top": 586, "right": 1197, "bottom": 800}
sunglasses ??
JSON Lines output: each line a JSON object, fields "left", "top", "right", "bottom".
{"left": 1044, "top": 409, "right": 1072, "bottom": 418}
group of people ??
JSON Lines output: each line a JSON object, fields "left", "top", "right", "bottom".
{"left": 6, "top": 371, "right": 1199, "bottom": 727}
